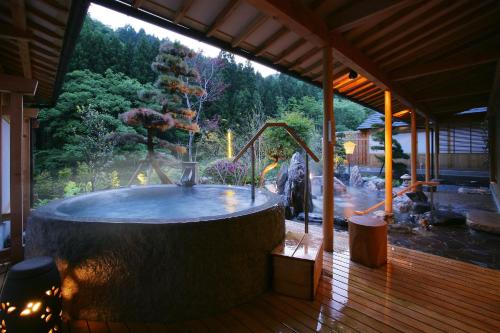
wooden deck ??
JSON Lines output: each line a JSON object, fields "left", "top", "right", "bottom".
{"left": 64, "top": 221, "right": 500, "bottom": 333}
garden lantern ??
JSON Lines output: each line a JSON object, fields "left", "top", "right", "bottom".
{"left": 344, "top": 141, "right": 356, "bottom": 176}
{"left": 0, "top": 257, "right": 62, "bottom": 333}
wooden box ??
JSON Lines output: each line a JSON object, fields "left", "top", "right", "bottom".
{"left": 272, "top": 231, "right": 323, "bottom": 300}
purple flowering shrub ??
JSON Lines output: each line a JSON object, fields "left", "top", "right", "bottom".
{"left": 204, "top": 159, "right": 248, "bottom": 185}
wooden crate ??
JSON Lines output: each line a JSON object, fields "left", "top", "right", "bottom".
{"left": 272, "top": 231, "right": 323, "bottom": 300}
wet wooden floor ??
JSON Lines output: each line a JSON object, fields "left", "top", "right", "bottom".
{"left": 65, "top": 221, "right": 500, "bottom": 333}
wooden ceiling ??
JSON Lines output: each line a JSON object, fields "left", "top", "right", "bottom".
{"left": 2, "top": 0, "right": 499, "bottom": 120}
{"left": 0, "top": 0, "right": 88, "bottom": 105}
{"left": 91, "top": 0, "right": 500, "bottom": 122}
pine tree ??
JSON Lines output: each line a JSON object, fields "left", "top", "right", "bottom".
{"left": 117, "top": 41, "right": 204, "bottom": 184}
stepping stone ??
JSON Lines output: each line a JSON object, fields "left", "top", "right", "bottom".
{"left": 467, "top": 210, "right": 500, "bottom": 234}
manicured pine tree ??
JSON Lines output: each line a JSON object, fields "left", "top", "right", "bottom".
{"left": 119, "top": 41, "right": 204, "bottom": 184}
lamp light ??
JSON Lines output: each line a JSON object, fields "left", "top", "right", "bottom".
{"left": 0, "top": 257, "right": 62, "bottom": 333}
{"left": 344, "top": 141, "right": 356, "bottom": 155}
{"left": 227, "top": 129, "right": 233, "bottom": 159}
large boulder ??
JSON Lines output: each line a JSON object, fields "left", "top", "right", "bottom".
{"left": 363, "top": 177, "right": 384, "bottom": 191}
{"left": 349, "top": 165, "right": 363, "bottom": 187}
{"left": 422, "top": 210, "right": 466, "bottom": 226}
{"left": 280, "top": 152, "right": 313, "bottom": 218}
{"left": 334, "top": 177, "right": 347, "bottom": 193}
{"left": 458, "top": 187, "right": 491, "bottom": 195}
{"left": 467, "top": 210, "right": 500, "bottom": 234}
{"left": 406, "top": 190, "right": 431, "bottom": 214}
{"left": 394, "top": 194, "right": 413, "bottom": 213}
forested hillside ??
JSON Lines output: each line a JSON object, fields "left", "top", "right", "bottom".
{"left": 34, "top": 17, "right": 372, "bottom": 202}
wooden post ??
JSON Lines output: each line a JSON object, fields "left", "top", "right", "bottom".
{"left": 322, "top": 45, "right": 334, "bottom": 252}
{"left": 425, "top": 116, "right": 431, "bottom": 182}
{"left": 9, "top": 93, "right": 24, "bottom": 262}
{"left": 434, "top": 122, "right": 440, "bottom": 179}
{"left": 22, "top": 108, "right": 37, "bottom": 221}
{"left": 489, "top": 115, "right": 497, "bottom": 183}
{"left": 384, "top": 90, "right": 393, "bottom": 216}
{"left": 410, "top": 109, "right": 418, "bottom": 185}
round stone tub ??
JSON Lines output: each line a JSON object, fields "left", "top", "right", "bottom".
{"left": 26, "top": 185, "right": 285, "bottom": 322}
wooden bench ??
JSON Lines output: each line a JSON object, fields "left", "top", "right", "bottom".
{"left": 348, "top": 215, "right": 387, "bottom": 268}
{"left": 271, "top": 231, "right": 323, "bottom": 300}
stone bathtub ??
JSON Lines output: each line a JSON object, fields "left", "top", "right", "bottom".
{"left": 26, "top": 185, "right": 285, "bottom": 322}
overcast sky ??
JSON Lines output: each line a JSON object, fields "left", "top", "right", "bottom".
{"left": 87, "top": 3, "right": 278, "bottom": 77}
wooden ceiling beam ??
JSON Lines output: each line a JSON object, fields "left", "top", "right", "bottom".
{"left": 131, "top": 0, "right": 144, "bottom": 8}
{"left": 390, "top": 50, "right": 500, "bottom": 81}
{"left": 298, "top": 58, "right": 322, "bottom": 75}
{"left": 241, "top": 0, "right": 430, "bottom": 114}
{"left": 353, "top": 0, "right": 440, "bottom": 50}
{"left": 0, "top": 23, "right": 34, "bottom": 41}
{"left": 338, "top": 77, "right": 368, "bottom": 93}
{"left": 367, "top": 0, "right": 467, "bottom": 57}
{"left": 10, "top": 0, "right": 32, "bottom": 79}
{"left": 206, "top": 0, "right": 241, "bottom": 37}
{"left": 379, "top": 5, "right": 500, "bottom": 69}
{"left": 288, "top": 47, "right": 321, "bottom": 71}
{"left": 273, "top": 38, "right": 306, "bottom": 64}
{"left": 254, "top": 26, "right": 289, "bottom": 57}
{"left": 173, "top": 0, "right": 195, "bottom": 24}
{"left": 416, "top": 89, "right": 491, "bottom": 102}
{"left": 327, "top": 0, "right": 418, "bottom": 32}
{"left": 0, "top": 74, "right": 38, "bottom": 95}
{"left": 348, "top": 81, "right": 376, "bottom": 94}
{"left": 231, "top": 13, "right": 267, "bottom": 47}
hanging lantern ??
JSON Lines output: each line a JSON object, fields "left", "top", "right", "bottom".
{"left": 344, "top": 141, "right": 357, "bottom": 155}
{"left": 0, "top": 257, "right": 62, "bottom": 333}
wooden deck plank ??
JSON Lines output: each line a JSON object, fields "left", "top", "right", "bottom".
{"left": 229, "top": 307, "right": 273, "bottom": 333}
{"left": 184, "top": 319, "right": 209, "bottom": 332}
{"left": 145, "top": 323, "right": 169, "bottom": 333}
{"left": 330, "top": 252, "right": 500, "bottom": 322}
{"left": 125, "top": 322, "right": 150, "bottom": 333}
{"left": 107, "top": 322, "right": 129, "bottom": 333}
{"left": 332, "top": 249, "right": 500, "bottom": 302}
{"left": 325, "top": 256, "right": 500, "bottom": 332}
{"left": 71, "top": 320, "right": 90, "bottom": 333}
{"left": 88, "top": 321, "right": 110, "bottom": 333}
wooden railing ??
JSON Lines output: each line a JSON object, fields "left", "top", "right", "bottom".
{"left": 233, "top": 122, "right": 319, "bottom": 233}
{"left": 353, "top": 181, "right": 439, "bottom": 216}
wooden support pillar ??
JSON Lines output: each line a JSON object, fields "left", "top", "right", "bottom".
{"left": 434, "top": 122, "right": 440, "bottom": 179}
{"left": 410, "top": 109, "right": 418, "bottom": 185}
{"left": 322, "top": 45, "right": 334, "bottom": 252}
{"left": 489, "top": 115, "right": 497, "bottom": 183}
{"left": 425, "top": 116, "right": 431, "bottom": 182}
{"left": 9, "top": 93, "right": 24, "bottom": 262}
{"left": 23, "top": 108, "right": 37, "bottom": 221}
{"left": 384, "top": 90, "right": 393, "bottom": 216}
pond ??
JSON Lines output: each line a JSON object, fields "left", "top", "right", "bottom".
{"left": 309, "top": 184, "right": 500, "bottom": 269}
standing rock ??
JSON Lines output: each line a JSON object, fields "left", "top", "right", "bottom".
{"left": 349, "top": 165, "right": 364, "bottom": 187}
{"left": 276, "top": 162, "right": 288, "bottom": 195}
{"left": 282, "top": 152, "right": 313, "bottom": 218}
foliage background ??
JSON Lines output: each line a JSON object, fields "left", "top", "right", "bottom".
{"left": 33, "top": 17, "right": 373, "bottom": 203}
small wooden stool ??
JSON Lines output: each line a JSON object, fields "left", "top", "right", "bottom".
{"left": 348, "top": 215, "right": 387, "bottom": 268}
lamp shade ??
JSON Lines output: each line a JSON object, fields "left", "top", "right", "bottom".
{"left": 344, "top": 141, "right": 356, "bottom": 155}
{"left": 0, "top": 257, "right": 62, "bottom": 333}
